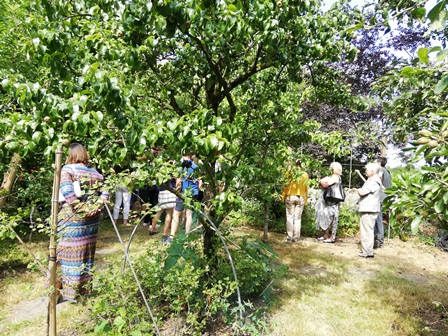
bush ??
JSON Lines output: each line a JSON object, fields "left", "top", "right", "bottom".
{"left": 229, "top": 197, "right": 359, "bottom": 238}
{"left": 90, "top": 233, "right": 286, "bottom": 335}
{"left": 337, "top": 205, "right": 360, "bottom": 237}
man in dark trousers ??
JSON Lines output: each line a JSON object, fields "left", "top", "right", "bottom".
{"left": 375, "top": 157, "right": 392, "bottom": 248}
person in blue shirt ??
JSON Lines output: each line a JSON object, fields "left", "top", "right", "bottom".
{"left": 162, "top": 155, "right": 202, "bottom": 244}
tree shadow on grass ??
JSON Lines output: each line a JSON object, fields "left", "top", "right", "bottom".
{"left": 266, "top": 231, "right": 448, "bottom": 335}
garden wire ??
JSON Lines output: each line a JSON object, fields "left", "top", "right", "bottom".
{"left": 103, "top": 202, "right": 161, "bottom": 336}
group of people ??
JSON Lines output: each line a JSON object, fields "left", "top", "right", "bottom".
{"left": 110, "top": 155, "right": 202, "bottom": 244}
{"left": 53, "top": 144, "right": 202, "bottom": 303}
{"left": 281, "top": 158, "right": 391, "bottom": 259}
{"left": 52, "top": 142, "right": 391, "bottom": 303}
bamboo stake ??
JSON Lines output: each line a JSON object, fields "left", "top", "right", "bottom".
{"left": 48, "top": 147, "right": 63, "bottom": 336}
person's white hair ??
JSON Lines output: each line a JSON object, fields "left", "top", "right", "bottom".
{"left": 365, "top": 162, "right": 380, "bottom": 175}
{"left": 330, "top": 162, "right": 342, "bottom": 175}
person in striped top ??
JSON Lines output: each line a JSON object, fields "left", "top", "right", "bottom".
{"left": 54, "top": 143, "right": 109, "bottom": 302}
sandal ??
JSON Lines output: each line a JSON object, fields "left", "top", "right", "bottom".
{"left": 148, "top": 231, "right": 158, "bottom": 236}
{"left": 317, "top": 237, "right": 326, "bottom": 241}
{"left": 323, "top": 238, "right": 335, "bottom": 243}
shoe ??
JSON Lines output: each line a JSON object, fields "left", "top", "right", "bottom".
{"left": 142, "top": 223, "right": 148, "bottom": 227}
{"left": 373, "top": 237, "right": 380, "bottom": 249}
{"left": 148, "top": 230, "right": 157, "bottom": 236}
{"left": 162, "top": 236, "right": 173, "bottom": 244}
{"left": 323, "top": 238, "right": 335, "bottom": 243}
{"left": 317, "top": 237, "right": 325, "bottom": 241}
{"left": 358, "top": 253, "right": 374, "bottom": 258}
{"left": 284, "top": 238, "right": 292, "bottom": 243}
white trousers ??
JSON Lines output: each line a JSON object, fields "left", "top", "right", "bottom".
{"left": 113, "top": 185, "right": 130, "bottom": 220}
{"left": 285, "top": 195, "right": 305, "bottom": 240}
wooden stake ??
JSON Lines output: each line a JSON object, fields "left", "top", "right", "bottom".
{"left": 48, "top": 147, "right": 63, "bottom": 336}
{"left": 0, "top": 153, "right": 21, "bottom": 208}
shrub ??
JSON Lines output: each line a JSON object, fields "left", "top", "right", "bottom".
{"left": 89, "top": 233, "right": 285, "bottom": 335}
{"left": 229, "top": 197, "right": 359, "bottom": 238}
{"left": 337, "top": 205, "right": 360, "bottom": 237}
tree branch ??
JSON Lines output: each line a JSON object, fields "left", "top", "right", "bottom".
{"left": 186, "top": 31, "right": 237, "bottom": 121}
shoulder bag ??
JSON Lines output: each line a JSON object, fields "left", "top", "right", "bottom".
{"left": 323, "top": 180, "right": 345, "bottom": 204}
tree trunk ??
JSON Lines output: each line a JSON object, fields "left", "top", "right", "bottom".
{"left": 202, "top": 161, "right": 219, "bottom": 266}
{"left": 0, "top": 153, "right": 21, "bottom": 209}
{"left": 263, "top": 202, "right": 269, "bottom": 241}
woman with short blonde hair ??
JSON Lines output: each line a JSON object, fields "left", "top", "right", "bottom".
{"left": 330, "top": 162, "right": 342, "bottom": 175}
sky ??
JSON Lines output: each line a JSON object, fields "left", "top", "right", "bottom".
{"left": 322, "top": 0, "right": 438, "bottom": 12}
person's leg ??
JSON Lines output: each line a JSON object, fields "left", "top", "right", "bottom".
{"left": 113, "top": 187, "right": 123, "bottom": 224}
{"left": 163, "top": 211, "right": 174, "bottom": 236}
{"left": 330, "top": 205, "right": 340, "bottom": 241}
{"left": 150, "top": 209, "right": 163, "bottom": 233}
{"left": 285, "top": 196, "right": 294, "bottom": 241}
{"left": 122, "top": 187, "right": 130, "bottom": 226}
{"left": 164, "top": 208, "right": 173, "bottom": 231}
{"left": 374, "top": 203, "right": 384, "bottom": 247}
{"left": 360, "top": 212, "right": 377, "bottom": 256}
{"left": 170, "top": 210, "right": 181, "bottom": 237}
{"left": 169, "top": 198, "right": 184, "bottom": 238}
{"left": 185, "top": 209, "right": 193, "bottom": 234}
{"left": 139, "top": 187, "right": 151, "bottom": 225}
{"left": 293, "top": 197, "right": 305, "bottom": 241}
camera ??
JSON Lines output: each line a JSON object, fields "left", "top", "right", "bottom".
{"left": 181, "top": 160, "right": 193, "bottom": 169}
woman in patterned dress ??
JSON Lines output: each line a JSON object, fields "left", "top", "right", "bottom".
{"left": 56, "top": 143, "right": 109, "bottom": 302}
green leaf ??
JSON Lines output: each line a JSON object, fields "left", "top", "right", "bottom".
{"left": 436, "top": 49, "right": 448, "bottom": 62}
{"left": 428, "top": 9, "right": 448, "bottom": 32}
{"left": 118, "top": 147, "right": 127, "bottom": 161}
{"left": 434, "top": 198, "right": 444, "bottom": 213}
{"left": 417, "top": 48, "right": 429, "bottom": 64}
{"left": 427, "top": 0, "right": 446, "bottom": 22}
{"left": 443, "top": 191, "right": 448, "bottom": 203}
{"left": 410, "top": 7, "right": 426, "bottom": 19}
{"left": 32, "top": 131, "right": 42, "bottom": 142}
{"left": 164, "top": 255, "right": 180, "bottom": 271}
{"left": 90, "top": 111, "right": 103, "bottom": 122}
{"left": 410, "top": 215, "right": 422, "bottom": 234}
{"left": 227, "top": 4, "right": 237, "bottom": 13}
{"left": 401, "top": 66, "right": 416, "bottom": 77}
{"left": 434, "top": 74, "right": 448, "bottom": 94}
{"left": 167, "top": 120, "right": 177, "bottom": 131}
{"left": 209, "top": 135, "right": 219, "bottom": 149}
{"left": 82, "top": 113, "right": 90, "bottom": 124}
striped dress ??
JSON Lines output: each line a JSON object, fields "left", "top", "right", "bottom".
{"left": 57, "top": 163, "right": 108, "bottom": 301}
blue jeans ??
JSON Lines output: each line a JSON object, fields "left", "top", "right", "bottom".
{"left": 374, "top": 203, "right": 384, "bottom": 245}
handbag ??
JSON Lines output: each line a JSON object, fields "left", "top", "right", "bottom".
{"left": 323, "top": 181, "right": 345, "bottom": 204}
